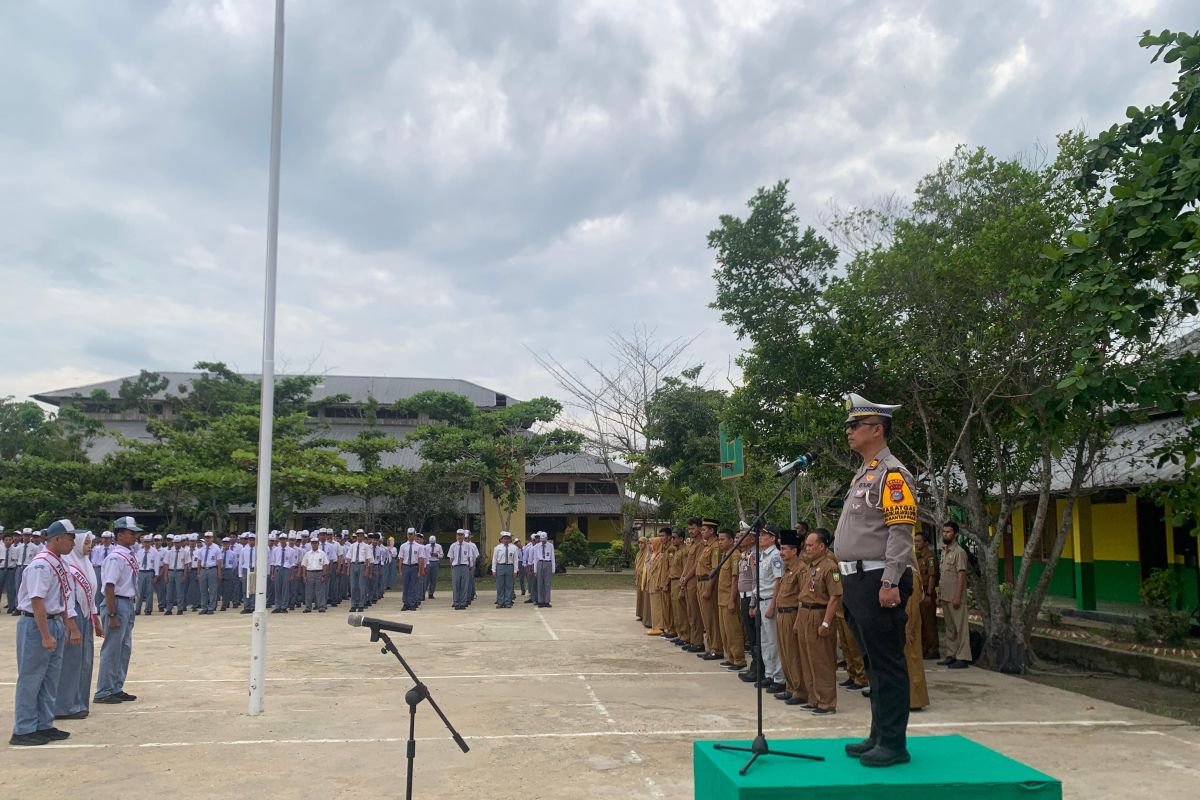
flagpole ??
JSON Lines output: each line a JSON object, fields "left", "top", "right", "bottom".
{"left": 249, "top": 0, "right": 286, "bottom": 717}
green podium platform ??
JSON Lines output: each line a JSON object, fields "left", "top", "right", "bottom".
{"left": 694, "top": 735, "right": 1061, "bottom": 800}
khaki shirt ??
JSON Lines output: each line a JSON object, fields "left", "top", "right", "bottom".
{"left": 939, "top": 542, "right": 968, "bottom": 599}
{"left": 668, "top": 544, "right": 685, "bottom": 580}
{"left": 915, "top": 542, "right": 938, "bottom": 592}
{"left": 717, "top": 547, "right": 737, "bottom": 597}
{"left": 696, "top": 539, "right": 720, "bottom": 580}
{"left": 775, "top": 561, "right": 803, "bottom": 608}
{"left": 799, "top": 554, "right": 844, "bottom": 605}
{"left": 833, "top": 446, "right": 918, "bottom": 584}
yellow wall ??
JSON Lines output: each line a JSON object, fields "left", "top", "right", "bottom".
{"left": 481, "top": 486, "right": 526, "bottom": 556}
{"left": 1011, "top": 500, "right": 1074, "bottom": 558}
{"left": 1092, "top": 495, "right": 1139, "bottom": 561}
{"left": 576, "top": 515, "right": 622, "bottom": 543}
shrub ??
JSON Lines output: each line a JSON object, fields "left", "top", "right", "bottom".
{"left": 1149, "top": 609, "right": 1192, "bottom": 646}
{"left": 1140, "top": 568, "right": 1178, "bottom": 610}
{"left": 1044, "top": 608, "right": 1063, "bottom": 627}
{"left": 558, "top": 527, "right": 590, "bottom": 568}
{"left": 596, "top": 540, "right": 628, "bottom": 571}
{"left": 1132, "top": 617, "right": 1154, "bottom": 643}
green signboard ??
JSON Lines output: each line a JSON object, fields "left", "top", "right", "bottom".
{"left": 719, "top": 424, "right": 744, "bottom": 480}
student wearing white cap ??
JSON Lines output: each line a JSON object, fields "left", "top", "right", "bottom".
{"left": 447, "top": 530, "right": 471, "bottom": 610}
{"left": 185, "top": 533, "right": 202, "bottom": 610}
{"left": 269, "top": 532, "right": 287, "bottom": 613}
{"left": 134, "top": 532, "right": 161, "bottom": 616}
{"left": 152, "top": 535, "right": 169, "bottom": 611}
{"left": 163, "top": 535, "right": 188, "bottom": 614}
{"left": 522, "top": 535, "right": 538, "bottom": 605}
{"left": 534, "top": 532, "right": 556, "bottom": 608}
{"left": 301, "top": 537, "right": 330, "bottom": 613}
{"left": 398, "top": 529, "right": 425, "bottom": 611}
{"left": 492, "top": 532, "right": 520, "bottom": 608}
{"left": 424, "top": 535, "right": 443, "bottom": 600}
{"left": 94, "top": 516, "right": 141, "bottom": 705}
{"left": 345, "top": 530, "right": 371, "bottom": 612}
{"left": 219, "top": 537, "right": 239, "bottom": 610}
{"left": 195, "top": 532, "right": 221, "bottom": 615}
{"left": 465, "top": 531, "right": 479, "bottom": 605}
{"left": 56, "top": 530, "right": 104, "bottom": 721}
{"left": 10, "top": 519, "right": 81, "bottom": 746}
{"left": 239, "top": 532, "right": 259, "bottom": 614}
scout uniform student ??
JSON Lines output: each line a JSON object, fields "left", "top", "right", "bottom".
{"left": 938, "top": 521, "right": 971, "bottom": 668}
{"left": 491, "top": 531, "right": 520, "bottom": 608}
{"left": 795, "top": 528, "right": 843, "bottom": 715}
{"left": 716, "top": 529, "right": 746, "bottom": 669}
{"left": 914, "top": 531, "right": 940, "bottom": 658}
{"left": 833, "top": 392, "right": 918, "bottom": 767}
{"left": 768, "top": 529, "right": 808, "bottom": 705}
{"left": 658, "top": 527, "right": 677, "bottom": 637}
{"left": 94, "top": 516, "right": 142, "bottom": 705}
{"left": 10, "top": 519, "right": 81, "bottom": 746}
{"left": 694, "top": 520, "right": 724, "bottom": 660}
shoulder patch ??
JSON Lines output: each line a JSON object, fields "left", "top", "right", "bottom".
{"left": 772, "top": 558, "right": 783, "bottom": 570}
{"left": 881, "top": 470, "right": 918, "bottom": 526}
{"left": 831, "top": 572, "right": 840, "bottom": 582}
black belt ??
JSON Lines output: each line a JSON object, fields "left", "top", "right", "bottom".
{"left": 21, "top": 611, "right": 62, "bottom": 620}
{"left": 697, "top": 576, "right": 710, "bottom": 582}
{"left": 306, "top": 569, "right": 324, "bottom": 573}
{"left": 777, "top": 606, "right": 798, "bottom": 613}
{"left": 140, "top": 570, "right": 155, "bottom": 573}
{"left": 801, "top": 603, "right": 828, "bottom": 610}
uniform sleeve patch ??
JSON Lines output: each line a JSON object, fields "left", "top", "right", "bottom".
{"left": 882, "top": 470, "right": 918, "bottom": 526}
{"left": 831, "top": 572, "right": 840, "bottom": 582}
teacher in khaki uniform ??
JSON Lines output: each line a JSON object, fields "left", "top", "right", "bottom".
{"left": 694, "top": 519, "right": 724, "bottom": 661}
{"left": 833, "top": 393, "right": 917, "bottom": 767}
{"left": 795, "top": 528, "right": 843, "bottom": 716}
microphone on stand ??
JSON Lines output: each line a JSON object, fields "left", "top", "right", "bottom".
{"left": 348, "top": 613, "right": 413, "bottom": 635}
{"left": 774, "top": 452, "right": 818, "bottom": 477}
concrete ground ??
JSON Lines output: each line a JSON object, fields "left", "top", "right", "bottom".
{"left": 3, "top": 589, "right": 1199, "bottom": 799}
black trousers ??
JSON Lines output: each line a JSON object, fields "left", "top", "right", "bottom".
{"left": 842, "top": 567, "right": 913, "bottom": 751}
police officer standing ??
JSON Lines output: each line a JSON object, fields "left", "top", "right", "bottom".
{"left": 833, "top": 393, "right": 917, "bottom": 767}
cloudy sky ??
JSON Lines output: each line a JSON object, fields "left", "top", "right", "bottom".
{"left": 1, "top": 0, "right": 1192, "bottom": 408}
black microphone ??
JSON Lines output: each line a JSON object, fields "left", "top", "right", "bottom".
{"left": 347, "top": 613, "right": 413, "bottom": 635}
{"left": 774, "top": 452, "right": 818, "bottom": 477}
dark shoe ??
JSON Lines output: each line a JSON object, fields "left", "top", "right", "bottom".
{"left": 785, "top": 696, "right": 808, "bottom": 706}
{"left": 701, "top": 653, "right": 722, "bottom": 661}
{"left": 164, "top": 610, "right": 174, "bottom": 615}
{"left": 719, "top": 660, "right": 734, "bottom": 667}
{"left": 9, "top": 732, "right": 49, "bottom": 746}
{"left": 524, "top": 599, "right": 534, "bottom": 604}
{"left": 738, "top": 673, "right": 757, "bottom": 683}
{"left": 923, "top": 651, "right": 939, "bottom": 660}
{"left": 859, "top": 744, "right": 910, "bottom": 767}
{"left": 318, "top": 609, "right": 326, "bottom": 613}
{"left": 35, "top": 727, "right": 70, "bottom": 741}
{"left": 55, "top": 711, "right": 88, "bottom": 720}
{"left": 948, "top": 659, "right": 970, "bottom": 669}
{"left": 93, "top": 695, "right": 122, "bottom": 704}
{"left": 844, "top": 738, "right": 877, "bottom": 758}
{"left": 685, "top": 645, "right": 704, "bottom": 653}
{"left": 754, "top": 678, "right": 774, "bottom": 689}
{"left": 303, "top": 609, "right": 312, "bottom": 613}
{"left": 810, "top": 707, "right": 835, "bottom": 716}
{"left": 115, "top": 691, "right": 137, "bottom": 701}
{"left": 767, "top": 682, "right": 786, "bottom": 693}
{"left": 240, "top": 609, "right": 252, "bottom": 614}
{"left": 774, "top": 692, "right": 792, "bottom": 701}
{"left": 544, "top": 604, "right": 552, "bottom": 608}
{"left": 842, "top": 681, "right": 865, "bottom": 692}
{"left": 937, "top": 657, "right": 954, "bottom": 666}
{"left": 862, "top": 689, "right": 873, "bottom": 699}
{"left": 838, "top": 678, "right": 855, "bottom": 688}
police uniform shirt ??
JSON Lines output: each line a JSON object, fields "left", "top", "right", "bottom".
{"left": 101, "top": 544, "right": 138, "bottom": 598}
{"left": 757, "top": 544, "right": 783, "bottom": 600}
{"left": 833, "top": 446, "right": 918, "bottom": 584}
{"left": 492, "top": 542, "right": 519, "bottom": 572}
{"left": 300, "top": 548, "right": 329, "bottom": 571}
{"left": 18, "top": 550, "right": 76, "bottom": 615}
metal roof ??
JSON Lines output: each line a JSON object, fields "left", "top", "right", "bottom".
{"left": 1050, "top": 415, "right": 1189, "bottom": 493}
{"left": 34, "top": 372, "right": 513, "bottom": 409}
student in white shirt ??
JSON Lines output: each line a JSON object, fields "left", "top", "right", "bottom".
{"left": 56, "top": 530, "right": 104, "bottom": 721}
{"left": 300, "top": 539, "right": 330, "bottom": 613}
{"left": 94, "top": 516, "right": 142, "bottom": 705}
{"left": 491, "top": 531, "right": 521, "bottom": 608}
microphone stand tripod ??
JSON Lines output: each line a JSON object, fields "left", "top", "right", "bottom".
{"left": 370, "top": 628, "right": 469, "bottom": 800}
{"left": 708, "top": 463, "right": 824, "bottom": 775}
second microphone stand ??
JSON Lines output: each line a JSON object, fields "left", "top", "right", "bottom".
{"left": 708, "top": 463, "right": 824, "bottom": 775}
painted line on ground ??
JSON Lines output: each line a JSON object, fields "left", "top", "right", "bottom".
{"left": 28, "top": 719, "right": 1163, "bottom": 751}
{"left": 535, "top": 609, "right": 560, "bottom": 641}
{"left": 0, "top": 669, "right": 731, "bottom": 687}
{"left": 578, "top": 674, "right": 617, "bottom": 727}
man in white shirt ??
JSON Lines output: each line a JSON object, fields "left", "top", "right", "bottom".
{"left": 465, "top": 532, "right": 480, "bottom": 605}
{"left": 94, "top": 516, "right": 142, "bottom": 705}
{"left": 269, "top": 533, "right": 287, "bottom": 613}
{"left": 196, "top": 532, "right": 221, "bottom": 615}
{"left": 491, "top": 531, "right": 520, "bottom": 608}
{"left": 346, "top": 530, "right": 371, "bottom": 613}
{"left": 2, "top": 529, "right": 18, "bottom": 615}
{"left": 239, "top": 533, "right": 258, "bottom": 614}
{"left": 424, "top": 535, "right": 443, "bottom": 601}
{"left": 523, "top": 537, "right": 539, "bottom": 606}
{"left": 10, "top": 519, "right": 81, "bottom": 746}
{"left": 398, "top": 529, "right": 426, "bottom": 611}
{"left": 134, "top": 532, "right": 161, "bottom": 616}
{"left": 447, "top": 530, "right": 470, "bottom": 610}
{"left": 535, "top": 532, "right": 557, "bottom": 609}
{"left": 300, "top": 538, "right": 330, "bottom": 613}
{"left": 152, "top": 534, "right": 168, "bottom": 611}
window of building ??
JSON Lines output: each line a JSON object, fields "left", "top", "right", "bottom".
{"left": 469, "top": 481, "right": 480, "bottom": 493}
{"left": 527, "top": 482, "right": 569, "bottom": 494}
{"left": 576, "top": 482, "right": 619, "bottom": 495}
{"left": 376, "top": 408, "right": 418, "bottom": 420}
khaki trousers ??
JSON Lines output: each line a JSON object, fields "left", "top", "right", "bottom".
{"left": 698, "top": 580, "right": 723, "bottom": 655}
{"left": 941, "top": 600, "right": 972, "bottom": 661}
{"left": 685, "top": 580, "right": 704, "bottom": 646}
{"left": 671, "top": 581, "right": 690, "bottom": 642}
{"left": 775, "top": 610, "right": 807, "bottom": 701}
{"left": 796, "top": 608, "right": 838, "bottom": 710}
{"left": 719, "top": 602, "right": 745, "bottom": 665}
{"left": 907, "top": 589, "right": 930, "bottom": 709}
{"left": 838, "top": 616, "right": 868, "bottom": 686}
